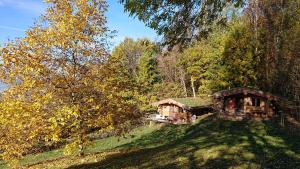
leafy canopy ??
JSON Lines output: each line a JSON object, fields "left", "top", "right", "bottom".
{"left": 0, "top": 0, "right": 140, "bottom": 165}
{"left": 120, "top": 0, "right": 245, "bottom": 48}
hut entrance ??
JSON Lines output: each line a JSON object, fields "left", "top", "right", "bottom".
{"left": 153, "top": 97, "right": 213, "bottom": 124}
{"left": 213, "top": 87, "right": 281, "bottom": 120}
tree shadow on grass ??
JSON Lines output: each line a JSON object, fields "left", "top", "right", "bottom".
{"left": 67, "top": 115, "right": 300, "bottom": 169}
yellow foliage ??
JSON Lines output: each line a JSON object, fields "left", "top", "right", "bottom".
{"left": 0, "top": 0, "right": 140, "bottom": 165}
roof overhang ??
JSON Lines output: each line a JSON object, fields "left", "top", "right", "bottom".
{"left": 154, "top": 98, "right": 191, "bottom": 109}
{"left": 213, "top": 87, "right": 281, "bottom": 101}
{"left": 153, "top": 98, "right": 213, "bottom": 110}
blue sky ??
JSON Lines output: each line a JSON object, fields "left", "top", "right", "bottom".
{"left": 0, "top": 0, "right": 157, "bottom": 48}
{"left": 0, "top": 0, "right": 158, "bottom": 91}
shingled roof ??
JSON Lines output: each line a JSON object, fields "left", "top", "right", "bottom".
{"left": 154, "top": 97, "right": 213, "bottom": 110}
{"left": 213, "top": 87, "right": 280, "bottom": 101}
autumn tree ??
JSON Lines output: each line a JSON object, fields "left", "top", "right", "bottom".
{"left": 0, "top": 0, "right": 140, "bottom": 164}
{"left": 245, "top": 0, "right": 300, "bottom": 100}
{"left": 179, "top": 26, "right": 226, "bottom": 95}
{"left": 179, "top": 19, "right": 257, "bottom": 95}
{"left": 156, "top": 49, "right": 191, "bottom": 97}
{"left": 111, "top": 38, "right": 156, "bottom": 78}
{"left": 110, "top": 38, "right": 162, "bottom": 111}
{"left": 222, "top": 20, "right": 257, "bottom": 88}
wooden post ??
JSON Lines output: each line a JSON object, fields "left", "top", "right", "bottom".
{"left": 218, "top": 97, "right": 225, "bottom": 118}
{"left": 265, "top": 99, "right": 270, "bottom": 117}
{"left": 280, "top": 111, "right": 285, "bottom": 126}
{"left": 296, "top": 100, "right": 300, "bottom": 121}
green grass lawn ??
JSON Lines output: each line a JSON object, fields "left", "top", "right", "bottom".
{"left": 1, "top": 114, "right": 300, "bottom": 169}
{"left": 0, "top": 125, "right": 161, "bottom": 169}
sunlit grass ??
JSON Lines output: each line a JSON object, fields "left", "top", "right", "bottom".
{"left": 1, "top": 114, "right": 300, "bottom": 169}
{"left": 0, "top": 124, "right": 161, "bottom": 169}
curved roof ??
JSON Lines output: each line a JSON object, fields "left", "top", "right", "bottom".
{"left": 213, "top": 87, "right": 280, "bottom": 101}
{"left": 154, "top": 97, "right": 213, "bottom": 110}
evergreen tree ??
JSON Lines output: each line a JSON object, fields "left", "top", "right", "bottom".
{"left": 137, "top": 51, "right": 161, "bottom": 88}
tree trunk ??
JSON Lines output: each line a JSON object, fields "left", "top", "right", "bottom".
{"left": 78, "top": 133, "right": 84, "bottom": 156}
{"left": 254, "top": 0, "right": 258, "bottom": 55}
{"left": 179, "top": 68, "right": 188, "bottom": 97}
{"left": 77, "top": 108, "right": 85, "bottom": 157}
{"left": 191, "top": 77, "right": 196, "bottom": 98}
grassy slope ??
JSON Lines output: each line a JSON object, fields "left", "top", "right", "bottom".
{"left": 2, "top": 114, "right": 300, "bottom": 169}
{"left": 0, "top": 125, "right": 161, "bottom": 169}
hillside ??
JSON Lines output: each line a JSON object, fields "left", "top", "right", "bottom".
{"left": 1, "top": 114, "right": 299, "bottom": 169}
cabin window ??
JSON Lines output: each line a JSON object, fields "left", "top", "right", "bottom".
{"left": 179, "top": 108, "right": 183, "bottom": 113}
{"left": 227, "top": 99, "right": 236, "bottom": 109}
{"left": 169, "top": 106, "right": 174, "bottom": 113}
{"left": 251, "top": 98, "right": 261, "bottom": 107}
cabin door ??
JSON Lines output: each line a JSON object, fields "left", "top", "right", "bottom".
{"left": 237, "top": 97, "right": 244, "bottom": 113}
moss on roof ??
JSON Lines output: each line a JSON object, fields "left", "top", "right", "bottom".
{"left": 172, "top": 97, "right": 212, "bottom": 108}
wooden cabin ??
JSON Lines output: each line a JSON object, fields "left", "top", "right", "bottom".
{"left": 153, "top": 97, "right": 213, "bottom": 124}
{"left": 213, "top": 87, "right": 280, "bottom": 120}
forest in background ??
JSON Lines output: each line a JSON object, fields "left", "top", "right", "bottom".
{"left": 0, "top": 0, "right": 299, "bottom": 167}
{"left": 119, "top": 0, "right": 300, "bottom": 101}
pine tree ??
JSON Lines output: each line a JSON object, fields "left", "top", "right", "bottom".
{"left": 137, "top": 51, "right": 161, "bottom": 88}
